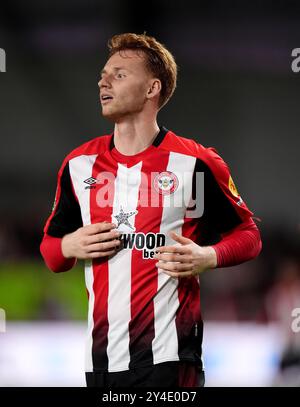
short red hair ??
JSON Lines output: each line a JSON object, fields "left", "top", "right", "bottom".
{"left": 107, "top": 33, "right": 177, "bottom": 109}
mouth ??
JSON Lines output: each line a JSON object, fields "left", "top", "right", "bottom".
{"left": 100, "top": 94, "right": 113, "bottom": 105}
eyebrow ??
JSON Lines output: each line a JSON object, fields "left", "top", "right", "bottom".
{"left": 101, "top": 67, "right": 129, "bottom": 75}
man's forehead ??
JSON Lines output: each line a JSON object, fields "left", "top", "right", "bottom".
{"left": 105, "top": 49, "right": 146, "bottom": 68}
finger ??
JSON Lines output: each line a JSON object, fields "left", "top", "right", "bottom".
{"left": 161, "top": 269, "right": 196, "bottom": 278}
{"left": 85, "top": 222, "right": 117, "bottom": 235}
{"left": 169, "top": 231, "right": 193, "bottom": 245}
{"left": 87, "top": 249, "right": 117, "bottom": 258}
{"left": 156, "top": 245, "right": 192, "bottom": 255}
{"left": 87, "top": 230, "right": 121, "bottom": 244}
{"left": 87, "top": 239, "right": 121, "bottom": 252}
{"left": 156, "top": 261, "right": 194, "bottom": 272}
{"left": 154, "top": 253, "right": 192, "bottom": 263}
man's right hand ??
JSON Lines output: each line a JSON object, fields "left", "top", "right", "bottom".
{"left": 61, "top": 222, "right": 121, "bottom": 259}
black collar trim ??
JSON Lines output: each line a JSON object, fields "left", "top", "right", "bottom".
{"left": 109, "top": 126, "right": 168, "bottom": 151}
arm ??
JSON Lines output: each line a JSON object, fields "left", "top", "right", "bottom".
{"left": 40, "top": 222, "right": 122, "bottom": 273}
{"left": 41, "top": 159, "right": 122, "bottom": 273}
{"left": 211, "top": 217, "right": 262, "bottom": 268}
{"left": 40, "top": 234, "right": 76, "bottom": 273}
{"left": 154, "top": 217, "right": 261, "bottom": 277}
{"left": 196, "top": 146, "right": 262, "bottom": 268}
{"left": 154, "top": 147, "right": 262, "bottom": 277}
{"left": 40, "top": 159, "right": 83, "bottom": 272}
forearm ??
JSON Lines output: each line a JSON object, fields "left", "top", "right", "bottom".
{"left": 40, "top": 234, "right": 77, "bottom": 273}
{"left": 211, "top": 218, "right": 262, "bottom": 268}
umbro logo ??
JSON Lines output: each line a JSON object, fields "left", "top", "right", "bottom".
{"left": 84, "top": 177, "right": 98, "bottom": 189}
{"left": 84, "top": 177, "right": 97, "bottom": 185}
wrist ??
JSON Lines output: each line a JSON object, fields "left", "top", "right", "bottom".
{"left": 61, "top": 234, "right": 73, "bottom": 259}
{"left": 203, "top": 246, "right": 218, "bottom": 269}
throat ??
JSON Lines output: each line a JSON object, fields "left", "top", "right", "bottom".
{"left": 115, "top": 142, "right": 151, "bottom": 156}
{"left": 113, "top": 130, "right": 160, "bottom": 156}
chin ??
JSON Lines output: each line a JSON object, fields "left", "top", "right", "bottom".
{"left": 102, "top": 105, "right": 131, "bottom": 122}
{"left": 102, "top": 109, "right": 121, "bottom": 122}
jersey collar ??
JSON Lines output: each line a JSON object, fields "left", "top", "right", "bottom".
{"left": 109, "top": 126, "right": 168, "bottom": 151}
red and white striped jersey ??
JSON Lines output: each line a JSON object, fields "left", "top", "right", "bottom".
{"left": 44, "top": 126, "right": 253, "bottom": 373}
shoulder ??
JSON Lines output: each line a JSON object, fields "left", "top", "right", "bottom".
{"left": 161, "top": 129, "right": 227, "bottom": 171}
{"left": 58, "top": 134, "right": 111, "bottom": 171}
{"left": 55, "top": 134, "right": 111, "bottom": 175}
{"left": 66, "top": 134, "right": 111, "bottom": 161}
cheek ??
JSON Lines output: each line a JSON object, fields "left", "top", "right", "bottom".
{"left": 123, "top": 82, "right": 147, "bottom": 102}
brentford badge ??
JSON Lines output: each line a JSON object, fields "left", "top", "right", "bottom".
{"left": 153, "top": 171, "right": 179, "bottom": 195}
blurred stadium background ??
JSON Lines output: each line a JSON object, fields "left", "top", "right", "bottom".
{"left": 1, "top": 0, "right": 300, "bottom": 386}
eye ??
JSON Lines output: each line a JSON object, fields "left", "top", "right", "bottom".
{"left": 117, "top": 73, "right": 125, "bottom": 78}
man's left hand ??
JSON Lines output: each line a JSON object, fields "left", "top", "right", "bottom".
{"left": 153, "top": 231, "right": 217, "bottom": 278}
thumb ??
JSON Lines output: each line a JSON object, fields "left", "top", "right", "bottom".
{"left": 168, "top": 230, "right": 192, "bottom": 245}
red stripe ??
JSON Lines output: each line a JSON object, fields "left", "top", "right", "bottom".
{"left": 89, "top": 151, "right": 118, "bottom": 369}
{"left": 175, "top": 217, "right": 201, "bottom": 353}
{"left": 128, "top": 149, "right": 170, "bottom": 365}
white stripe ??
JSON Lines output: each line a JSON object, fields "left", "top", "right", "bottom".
{"left": 69, "top": 155, "right": 98, "bottom": 227}
{"left": 107, "top": 162, "right": 142, "bottom": 371}
{"left": 152, "top": 152, "right": 196, "bottom": 364}
{"left": 83, "top": 261, "right": 95, "bottom": 372}
{"left": 69, "top": 155, "right": 97, "bottom": 372}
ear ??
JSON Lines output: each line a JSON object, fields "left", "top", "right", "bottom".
{"left": 146, "top": 79, "right": 161, "bottom": 100}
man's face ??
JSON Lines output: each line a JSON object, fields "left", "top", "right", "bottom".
{"left": 98, "top": 49, "right": 154, "bottom": 121}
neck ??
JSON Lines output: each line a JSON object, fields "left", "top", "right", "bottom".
{"left": 113, "top": 114, "right": 160, "bottom": 156}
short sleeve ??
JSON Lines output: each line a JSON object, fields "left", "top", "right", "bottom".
{"left": 195, "top": 147, "right": 253, "bottom": 235}
{"left": 43, "top": 160, "right": 83, "bottom": 237}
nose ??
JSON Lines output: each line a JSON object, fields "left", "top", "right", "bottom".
{"left": 98, "top": 75, "right": 111, "bottom": 89}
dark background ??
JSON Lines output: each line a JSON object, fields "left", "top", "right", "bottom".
{"left": 0, "top": 0, "right": 300, "bottom": 323}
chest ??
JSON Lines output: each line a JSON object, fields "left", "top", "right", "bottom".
{"left": 69, "top": 152, "right": 199, "bottom": 230}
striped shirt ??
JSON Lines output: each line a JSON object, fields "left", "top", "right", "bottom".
{"left": 44, "top": 126, "right": 252, "bottom": 373}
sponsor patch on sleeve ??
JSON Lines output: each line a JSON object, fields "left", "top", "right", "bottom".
{"left": 228, "top": 176, "right": 239, "bottom": 198}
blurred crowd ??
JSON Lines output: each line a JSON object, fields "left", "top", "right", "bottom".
{"left": 200, "top": 222, "right": 300, "bottom": 385}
